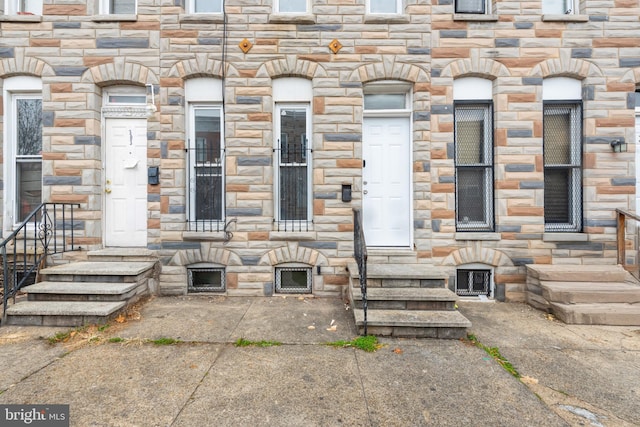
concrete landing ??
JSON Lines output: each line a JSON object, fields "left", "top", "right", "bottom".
{"left": 40, "top": 261, "right": 156, "bottom": 276}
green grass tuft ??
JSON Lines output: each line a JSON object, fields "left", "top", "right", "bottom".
{"left": 108, "top": 337, "right": 125, "bottom": 343}
{"left": 150, "top": 337, "right": 181, "bottom": 346}
{"left": 234, "top": 338, "right": 281, "bottom": 347}
{"left": 326, "top": 335, "right": 380, "bottom": 352}
{"left": 465, "top": 333, "right": 520, "bottom": 379}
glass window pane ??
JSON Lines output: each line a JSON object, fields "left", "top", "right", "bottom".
{"left": 544, "top": 108, "right": 571, "bottom": 165}
{"left": 544, "top": 169, "right": 570, "bottom": 224}
{"left": 635, "top": 92, "right": 640, "bottom": 108}
{"left": 108, "top": 95, "right": 146, "bottom": 104}
{"left": 457, "top": 168, "right": 485, "bottom": 223}
{"left": 543, "top": 0, "right": 568, "bottom": 14}
{"left": 456, "top": 109, "right": 485, "bottom": 165}
{"left": 280, "top": 166, "right": 307, "bottom": 220}
{"left": 20, "top": 0, "right": 42, "bottom": 14}
{"left": 17, "top": 98, "right": 42, "bottom": 156}
{"left": 195, "top": 108, "right": 222, "bottom": 163}
{"left": 278, "top": 0, "right": 306, "bottom": 13}
{"left": 370, "top": 0, "right": 397, "bottom": 13}
{"left": 280, "top": 109, "right": 307, "bottom": 163}
{"left": 17, "top": 161, "right": 42, "bottom": 220}
{"left": 111, "top": 0, "right": 135, "bottom": 14}
{"left": 456, "top": 0, "right": 485, "bottom": 13}
{"left": 364, "top": 94, "right": 405, "bottom": 110}
{"left": 194, "top": 0, "right": 222, "bottom": 13}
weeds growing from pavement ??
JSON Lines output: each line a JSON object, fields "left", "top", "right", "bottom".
{"left": 326, "top": 335, "right": 380, "bottom": 352}
{"left": 234, "top": 338, "right": 282, "bottom": 347}
{"left": 465, "top": 333, "right": 520, "bottom": 378}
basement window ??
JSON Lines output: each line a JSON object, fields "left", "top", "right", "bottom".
{"left": 275, "top": 267, "right": 312, "bottom": 294}
{"left": 188, "top": 267, "right": 225, "bottom": 293}
{"left": 456, "top": 269, "right": 491, "bottom": 297}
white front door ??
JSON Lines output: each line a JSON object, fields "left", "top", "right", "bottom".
{"left": 104, "top": 118, "right": 148, "bottom": 247}
{"left": 363, "top": 116, "right": 411, "bottom": 247}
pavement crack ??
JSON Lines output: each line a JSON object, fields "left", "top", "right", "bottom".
{"left": 169, "top": 343, "right": 228, "bottom": 427}
{"left": 353, "top": 349, "right": 375, "bottom": 426}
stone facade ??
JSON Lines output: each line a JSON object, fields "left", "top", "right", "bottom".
{"left": 1, "top": 0, "right": 638, "bottom": 301}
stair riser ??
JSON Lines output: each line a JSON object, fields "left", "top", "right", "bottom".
{"left": 40, "top": 269, "right": 154, "bottom": 284}
{"left": 356, "top": 325, "right": 467, "bottom": 339}
{"left": 353, "top": 300, "right": 456, "bottom": 311}
{"left": 367, "top": 278, "right": 446, "bottom": 289}
{"left": 86, "top": 256, "right": 159, "bottom": 262}
{"left": 543, "top": 290, "right": 640, "bottom": 304}
{"left": 27, "top": 288, "right": 140, "bottom": 302}
{"left": 5, "top": 312, "right": 123, "bottom": 327}
{"left": 552, "top": 310, "right": 640, "bottom": 326}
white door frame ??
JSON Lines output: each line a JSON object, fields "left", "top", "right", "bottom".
{"left": 102, "top": 102, "right": 152, "bottom": 247}
{"left": 362, "top": 111, "right": 413, "bottom": 247}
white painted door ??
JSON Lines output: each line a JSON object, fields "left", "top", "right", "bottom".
{"left": 105, "top": 118, "right": 148, "bottom": 247}
{"left": 363, "top": 116, "right": 411, "bottom": 247}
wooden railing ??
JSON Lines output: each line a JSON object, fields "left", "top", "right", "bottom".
{"left": 616, "top": 208, "right": 640, "bottom": 280}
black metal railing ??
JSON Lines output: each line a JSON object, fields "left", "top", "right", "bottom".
{"left": 2, "top": 203, "right": 80, "bottom": 321}
{"left": 186, "top": 146, "right": 225, "bottom": 232}
{"left": 353, "top": 208, "right": 368, "bottom": 335}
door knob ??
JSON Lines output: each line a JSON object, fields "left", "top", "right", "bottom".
{"left": 363, "top": 190, "right": 368, "bottom": 195}
{"left": 105, "top": 188, "right": 112, "bottom": 194}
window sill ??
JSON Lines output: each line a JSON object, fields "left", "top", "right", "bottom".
{"left": 0, "top": 14, "right": 42, "bottom": 22}
{"left": 183, "top": 231, "right": 227, "bottom": 241}
{"left": 179, "top": 13, "right": 224, "bottom": 24}
{"left": 364, "top": 14, "right": 410, "bottom": 24}
{"left": 542, "top": 232, "right": 587, "bottom": 242}
{"left": 91, "top": 14, "right": 138, "bottom": 22}
{"left": 270, "top": 231, "right": 316, "bottom": 241}
{"left": 268, "top": 14, "right": 316, "bottom": 24}
{"left": 453, "top": 13, "right": 498, "bottom": 22}
{"left": 455, "top": 232, "right": 501, "bottom": 241}
{"left": 542, "top": 14, "right": 588, "bottom": 22}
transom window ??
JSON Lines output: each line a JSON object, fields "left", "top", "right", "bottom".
{"left": 275, "top": 267, "right": 312, "bottom": 294}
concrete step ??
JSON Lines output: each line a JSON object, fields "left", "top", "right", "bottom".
{"left": 87, "top": 248, "right": 158, "bottom": 262}
{"left": 351, "top": 287, "right": 457, "bottom": 310}
{"left": 353, "top": 309, "right": 471, "bottom": 339}
{"left": 549, "top": 302, "right": 640, "bottom": 326}
{"left": 39, "top": 261, "right": 156, "bottom": 282}
{"left": 22, "top": 281, "right": 141, "bottom": 302}
{"left": 347, "top": 262, "right": 447, "bottom": 280}
{"left": 4, "top": 301, "right": 127, "bottom": 327}
{"left": 526, "top": 264, "right": 628, "bottom": 283}
{"left": 541, "top": 281, "right": 640, "bottom": 304}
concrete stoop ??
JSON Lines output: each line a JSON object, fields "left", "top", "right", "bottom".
{"left": 525, "top": 264, "right": 640, "bottom": 326}
{"left": 4, "top": 251, "right": 159, "bottom": 327}
{"left": 347, "top": 262, "right": 471, "bottom": 339}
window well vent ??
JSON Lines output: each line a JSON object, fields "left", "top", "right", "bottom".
{"left": 188, "top": 268, "right": 225, "bottom": 293}
{"left": 456, "top": 269, "right": 491, "bottom": 297}
{"left": 275, "top": 267, "right": 312, "bottom": 294}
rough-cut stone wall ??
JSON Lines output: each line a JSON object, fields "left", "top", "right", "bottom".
{"left": 0, "top": 0, "right": 637, "bottom": 299}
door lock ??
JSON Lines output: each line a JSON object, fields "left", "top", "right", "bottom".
{"left": 105, "top": 188, "right": 112, "bottom": 194}
{"left": 363, "top": 190, "right": 368, "bottom": 195}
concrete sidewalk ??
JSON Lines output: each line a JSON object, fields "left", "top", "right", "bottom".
{"left": 0, "top": 296, "right": 638, "bottom": 426}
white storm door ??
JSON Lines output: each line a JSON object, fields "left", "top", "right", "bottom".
{"left": 363, "top": 116, "right": 411, "bottom": 247}
{"left": 105, "top": 118, "right": 148, "bottom": 247}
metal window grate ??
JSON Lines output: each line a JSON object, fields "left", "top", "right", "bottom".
{"left": 188, "top": 268, "right": 225, "bottom": 293}
{"left": 543, "top": 102, "right": 582, "bottom": 232}
{"left": 275, "top": 267, "right": 312, "bottom": 294}
{"left": 187, "top": 146, "right": 224, "bottom": 232}
{"left": 456, "top": 269, "right": 491, "bottom": 297}
{"left": 455, "top": 102, "right": 494, "bottom": 231}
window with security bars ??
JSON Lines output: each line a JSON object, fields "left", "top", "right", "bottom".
{"left": 188, "top": 267, "right": 225, "bottom": 292}
{"left": 456, "top": 269, "right": 491, "bottom": 297}
{"left": 455, "top": 0, "right": 487, "bottom": 13}
{"left": 275, "top": 106, "right": 311, "bottom": 231}
{"left": 15, "top": 96, "right": 43, "bottom": 222}
{"left": 187, "top": 106, "right": 224, "bottom": 231}
{"left": 275, "top": 267, "right": 312, "bottom": 293}
{"left": 544, "top": 102, "right": 582, "bottom": 232}
{"left": 455, "top": 102, "right": 494, "bottom": 231}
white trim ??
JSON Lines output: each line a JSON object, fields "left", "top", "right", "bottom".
{"left": 4, "top": 0, "right": 42, "bottom": 15}
{"left": 3, "top": 76, "right": 43, "bottom": 234}
{"left": 273, "top": 78, "right": 312, "bottom": 102}
{"left": 186, "top": 78, "right": 224, "bottom": 103}
{"left": 543, "top": 77, "right": 581, "bottom": 100}
{"left": 188, "top": 0, "right": 223, "bottom": 14}
{"left": 99, "top": 0, "right": 137, "bottom": 15}
{"left": 454, "top": 77, "right": 492, "bottom": 100}
{"left": 542, "top": 0, "right": 576, "bottom": 15}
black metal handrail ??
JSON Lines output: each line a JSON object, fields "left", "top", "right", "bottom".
{"left": 1, "top": 203, "right": 80, "bottom": 322}
{"left": 353, "top": 208, "right": 368, "bottom": 335}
